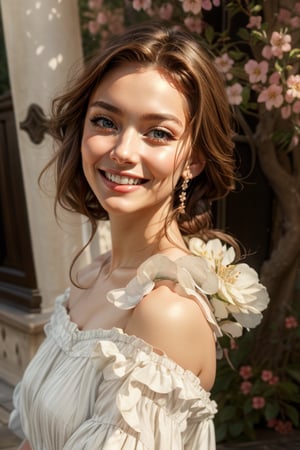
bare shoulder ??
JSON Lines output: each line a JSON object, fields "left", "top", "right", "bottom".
{"left": 125, "top": 281, "right": 216, "bottom": 390}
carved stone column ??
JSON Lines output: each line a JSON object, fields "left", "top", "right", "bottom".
{"left": 0, "top": 0, "right": 92, "bottom": 383}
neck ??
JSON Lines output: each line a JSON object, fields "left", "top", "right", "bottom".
{"left": 107, "top": 208, "right": 187, "bottom": 271}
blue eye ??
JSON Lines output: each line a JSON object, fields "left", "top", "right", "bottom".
{"left": 90, "top": 116, "right": 117, "bottom": 130}
{"left": 148, "top": 129, "right": 173, "bottom": 142}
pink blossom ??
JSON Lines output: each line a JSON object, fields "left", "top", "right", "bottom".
{"left": 293, "top": 101, "right": 300, "bottom": 114}
{"left": 88, "top": 0, "right": 103, "bottom": 10}
{"left": 181, "top": 0, "right": 202, "bottom": 15}
{"left": 285, "top": 315, "right": 298, "bottom": 329}
{"left": 287, "top": 75, "right": 300, "bottom": 99}
{"left": 184, "top": 16, "right": 203, "bottom": 34}
{"left": 201, "top": 0, "right": 220, "bottom": 10}
{"left": 88, "top": 20, "right": 100, "bottom": 35}
{"left": 215, "top": 53, "right": 234, "bottom": 74}
{"left": 270, "top": 31, "right": 292, "bottom": 58}
{"left": 240, "top": 381, "right": 252, "bottom": 395}
{"left": 239, "top": 365, "right": 253, "bottom": 380}
{"left": 96, "top": 12, "right": 107, "bottom": 25}
{"left": 262, "top": 45, "right": 273, "bottom": 60}
{"left": 252, "top": 396, "right": 265, "bottom": 409}
{"left": 275, "top": 420, "right": 293, "bottom": 434}
{"left": 247, "top": 15, "right": 262, "bottom": 29}
{"left": 269, "top": 375, "right": 279, "bottom": 385}
{"left": 285, "top": 91, "right": 294, "bottom": 103}
{"left": 257, "top": 84, "right": 284, "bottom": 110}
{"left": 244, "top": 59, "right": 268, "bottom": 84}
{"left": 290, "top": 16, "right": 300, "bottom": 29}
{"left": 202, "top": 0, "right": 212, "bottom": 10}
{"left": 277, "top": 8, "right": 291, "bottom": 25}
{"left": 226, "top": 83, "right": 243, "bottom": 105}
{"left": 281, "top": 105, "right": 291, "bottom": 119}
{"left": 159, "top": 3, "right": 173, "bottom": 20}
{"left": 261, "top": 370, "right": 273, "bottom": 382}
{"left": 132, "top": 0, "right": 151, "bottom": 11}
{"left": 107, "top": 10, "right": 124, "bottom": 34}
{"left": 269, "top": 72, "right": 280, "bottom": 85}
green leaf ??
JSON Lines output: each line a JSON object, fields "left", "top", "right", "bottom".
{"left": 204, "top": 25, "right": 215, "bottom": 45}
{"left": 286, "top": 368, "right": 300, "bottom": 383}
{"left": 242, "top": 86, "right": 250, "bottom": 106}
{"left": 264, "top": 402, "right": 280, "bottom": 420}
{"left": 283, "top": 404, "right": 299, "bottom": 427}
{"left": 228, "top": 50, "right": 245, "bottom": 60}
{"left": 275, "top": 60, "right": 284, "bottom": 73}
{"left": 251, "top": 30, "right": 265, "bottom": 41}
{"left": 219, "top": 405, "right": 237, "bottom": 422}
{"left": 251, "top": 5, "right": 263, "bottom": 13}
{"left": 279, "top": 381, "right": 298, "bottom": 397}
{"left": 243, "top": 398, "right": 253, "bottom": 415}
{"left": 215, "top": 423, "right": 228, "bottom": 443}
{"left": 213, "top": 369, "right": 237, "bottom": 393}
{"left": 290, "top": 48, "right": 300, "bottom": 58}
{"left": 229, "top": 421, "right": 244, "bottom": 437}
{"left": 237, "top": 28, "right": 250, "bottom": 41}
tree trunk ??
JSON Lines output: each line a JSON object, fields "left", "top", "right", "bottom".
{"left": 252, "top": 108, "right": 300, "bottom": 366}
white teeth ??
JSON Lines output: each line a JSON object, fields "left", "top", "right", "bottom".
{"left": 105, "top": 172, "right": 142, "bottom": 185}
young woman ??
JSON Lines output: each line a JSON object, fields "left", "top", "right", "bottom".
{"left": 10, "top": 22, "right": 268, "bottom": 450}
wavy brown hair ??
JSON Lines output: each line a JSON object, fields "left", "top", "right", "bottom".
{"left": 43, "top": 22, "right": 238, "bottom": 259}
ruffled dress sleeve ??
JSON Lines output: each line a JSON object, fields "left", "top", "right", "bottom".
{"left": 7, "top": 238, "right": 268, "bottom": 450}
{"left": 8, "top": 382, "right": 26, "bottom": 440}
{"left": 62, "top": 336, "right": 217, "bottom": 450}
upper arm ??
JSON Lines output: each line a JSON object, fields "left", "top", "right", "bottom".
{"left": 124, "top": 282, "right": 216, "bottom": 391}
{"left": 18, "top": 441, "right": 32, "bottom": 450}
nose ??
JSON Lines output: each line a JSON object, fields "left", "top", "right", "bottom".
{"left": 110, "top": 128, "right": 139, "bottom": 165}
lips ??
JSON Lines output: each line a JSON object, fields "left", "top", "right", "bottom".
{"left": 101, "top": 171, "right": 148, "bottom": 186}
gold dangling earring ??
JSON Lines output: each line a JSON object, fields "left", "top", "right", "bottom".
{"left": 179, "top": 165, "right": 191, "bottom": 214}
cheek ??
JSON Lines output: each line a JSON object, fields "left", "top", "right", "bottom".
{"left": 145, "top": 147, "right": 186, "bottom": 180}
{"left": 81, "top": 135, "right": 107, "bottom": 165}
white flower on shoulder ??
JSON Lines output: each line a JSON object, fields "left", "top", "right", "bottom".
{"left": 189, "top": 238, "right": 270, "bottom": 338}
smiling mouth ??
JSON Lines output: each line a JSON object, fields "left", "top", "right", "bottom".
{"left": 102, "top": 171, "right": 148, "bottom": 186}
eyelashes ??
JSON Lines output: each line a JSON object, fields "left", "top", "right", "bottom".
{"left": 147, "top": 129, "right": 175, "bottom": 143}
{"left": 89, "top": 115, "right": 176, "bottom": 144}
{"left": 90, "top": 116, "right": 117, "bottom": 130}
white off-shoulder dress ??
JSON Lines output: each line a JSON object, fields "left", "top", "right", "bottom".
{"left": 9, "top": 253, "right": 220, "bottom": 450}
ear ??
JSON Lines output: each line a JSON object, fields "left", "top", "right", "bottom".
{"left": 189, "top": 158, "right": 206, "bottom": 178}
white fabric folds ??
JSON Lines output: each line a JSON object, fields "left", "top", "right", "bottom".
{"left": 9, "top": 252, "right": 219, "bottom": 449}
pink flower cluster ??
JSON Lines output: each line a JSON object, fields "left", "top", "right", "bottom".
{"left": 244, "top": 29, "right": 294, "bottom": 113}
{"left": 277, "top": 4, "right": 300, "bottom": 29}
{"left": 87, "top": 0, "right": 124, "bottom": 40}
{"left": 261, "top": 370, "right": 279, "bottom": 385}
{"left": 285, "top": 315, "right": 298, "bottom": 329}
{"left": 240, "top": 25, "right": 300, "bottom": 137}
{"left": 239, "top": 366, "right": 279, "bottom": 413}
{"left": 132, "top": 0, "right": 152, "bottom": 12}
{"left": 85, "top": 1, "right": 300, "bottom": 150}
{"left": 180, "top": 0, "right": 220, "bottom": 15}
{"left": 268, "top": 418, "right": 293, "bottom": 434}
{"left": 252, "top": 396, "right": 265, "bottom": 409}
{"left": 239, "top": 366, "right": 254, "bottom": 395}
{"left": 239, "top": 365, "right": 253, "bottom": 380}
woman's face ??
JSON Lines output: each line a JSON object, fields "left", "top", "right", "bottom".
{"left": 81, "top": 63, "right": 191, "bottom": 218}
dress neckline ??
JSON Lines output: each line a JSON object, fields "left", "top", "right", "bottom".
{"left": 53, "top": 288, "right": 214, "bottom": 396}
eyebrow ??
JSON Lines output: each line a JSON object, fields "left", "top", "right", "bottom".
{"left": 89, "top": 100, "right": 184, "bottom": 127}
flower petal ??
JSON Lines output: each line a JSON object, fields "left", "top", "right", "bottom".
{"left": 220, "top": 320, "right": 243, "bottom": 337}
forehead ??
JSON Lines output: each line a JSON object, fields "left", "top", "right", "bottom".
{"left": 89, "top": 63, "right": 189, "bottom": 116}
